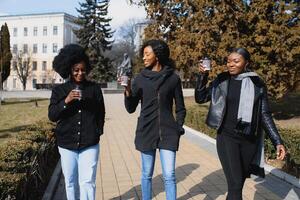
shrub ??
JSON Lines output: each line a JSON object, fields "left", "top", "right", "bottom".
{"left": 0, "top": 121, "right": 59, "bottom": 200}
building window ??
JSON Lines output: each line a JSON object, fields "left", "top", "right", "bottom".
{"left": 33, "top": 44, "right": 38, "bottom": 53}
{"left": 32, "top": 79, "right": 37, "bottom": 89}
{"left": 52, "top": 79, "right": 56, "bottom": 84}
{"left": 42, "top": 44, "right": 47, "bottom": 53}
{"left": 13, "top": 78, "right": 17, "bottom": 88}
{"left": 42, "top": 79, "right": 46, "bottom": 84}
{"left": 43, "top": 26, "right": 47, "bottom": 36}
{"left": 13, "top": 61, "right": 17, "bottom": 70}
{"left": 32, "top": 61, "right": 37, "bottom": 71}
{"left": 24, "top": 27, "right": 28, "bottom": 36}
{"left": 23, "top": 61, "right": 28, "bottom": 69}
{"left": 53, "top": 43, "right": 58, "bottom": 53}
{"left": 42, "top": 61, "right": 47, "bottom": 71}
{"left": 13, "top": 44, "right": 18, "bottom": 54}
{"left": 33, "top": 27, "right": 38, "bottom": 36}
{"left": 23, "top": 44, "right": 28, "bottom": 53}
{"left": 53, "top": 26, "right": 58, "bottom": 35}
{"left": 13, "top": 28, "right": 17, "bottom": 37}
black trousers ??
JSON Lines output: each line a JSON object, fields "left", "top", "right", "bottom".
{"left": 216, "top": 133, "right": 257, "bottom": 200}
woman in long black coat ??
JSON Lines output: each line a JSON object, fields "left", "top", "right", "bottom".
{"left": 123, "top": 39, "right": 186, "bottom": 200}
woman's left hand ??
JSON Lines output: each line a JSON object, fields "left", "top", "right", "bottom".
{"left": 276, "top": 144, "right": 286, "bottom": 160}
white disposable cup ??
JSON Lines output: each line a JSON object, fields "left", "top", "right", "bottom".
{"left": 202, "top": 58, "right": 211, "bottom": 71}
{"left": 120, "top": 75, "right": 129, "bottom": 86}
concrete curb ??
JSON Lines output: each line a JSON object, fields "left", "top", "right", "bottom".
{"left": 42, "top": 159, "right": 62, "bottom": 200}
{"left": 183, "top": 125, "right": 300, "bottom": 189}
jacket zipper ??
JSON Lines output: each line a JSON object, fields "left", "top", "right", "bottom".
{"left": 157, "top": 91, "right": 162, "bottom": 141}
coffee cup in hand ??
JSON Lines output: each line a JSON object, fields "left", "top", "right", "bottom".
{"left": 120, "top": 75, "right": 129, "bottom": 86}
{"left": 73, "top": 85, "right": 82, "bottom": 100}
{"left": 202, "top": 57, "right": 211, "bottom": 71}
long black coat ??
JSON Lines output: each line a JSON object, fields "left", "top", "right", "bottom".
{"left": 48, "top": 80, "right": 105, "bottom": 150}
{"left": 125, "top": 66, "right": 186, "bottom": 152}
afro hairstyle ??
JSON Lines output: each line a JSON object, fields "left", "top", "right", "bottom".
{"left": 52, "top": 44, "right": 91, "bottom": 79}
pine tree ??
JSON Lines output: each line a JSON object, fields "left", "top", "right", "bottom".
{"left": 0, "top": 23, "right": 12, "bottom": 90}
{"left": 75, "top": 0, "right": 115, "bottom": 82}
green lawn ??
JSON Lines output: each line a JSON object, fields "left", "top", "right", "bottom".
{"left": 0, "top": 99, "right": 49, "bottom": 144}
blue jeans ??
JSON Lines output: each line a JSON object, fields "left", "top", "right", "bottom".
{"left": 141, "top": 149, "right": 176, "bottom": 200}
{"left": 58, "top": 144, "right": 100, "bottom": 200}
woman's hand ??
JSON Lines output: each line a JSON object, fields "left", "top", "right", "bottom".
{"left": 276, "top": 144, "right": 286, "bottom": 160}
{"left": 65, "top": 90, "right": 81, "bottom": 104}
{"left": 198, "top": 61, "right": 208, "bottom": 74}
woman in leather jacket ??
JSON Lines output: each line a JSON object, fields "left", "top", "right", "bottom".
{"left": 48, "top": 44, "right": 105, "bottom": 200}
{"left": 123, "top": 39, "right": 186, "bottom": 200}
{"left": 194, "top": 48, "right": 286, "bottom": 200}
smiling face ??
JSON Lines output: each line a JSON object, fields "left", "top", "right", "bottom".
{"left": 71, "top": 61, "right": 86, "bottom": 83}
{"left": 226, "top": 52, "right": 248, "bottom": 75}
{"left": 143, "top": 46, "right": 158, "bottom": 68}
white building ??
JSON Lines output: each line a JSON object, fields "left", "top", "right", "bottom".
{"left": 0, "top": 12, "right": 80, "bottom": 90}
{"left": 134, "top": 20, "right": 152, "bottom": 52}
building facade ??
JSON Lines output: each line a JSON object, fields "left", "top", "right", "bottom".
{"left": 134, "top": 20, "right": 152, "bottom": 52}
{"left": 0, "top": 12, "right": 80, "bottom": 90}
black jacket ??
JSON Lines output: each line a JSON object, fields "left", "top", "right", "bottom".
{"left": 125, "top": 66, "right": 186, "bottom": 151}
{"left": 48, "top": 80, "right": 105, "bottom": 150}
{"left": 194, "top": 72, "right": 283, "bottom": 147}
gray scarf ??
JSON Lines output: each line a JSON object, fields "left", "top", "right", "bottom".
{"left": 233, "top": 72, "right": 259, "bottom": 123}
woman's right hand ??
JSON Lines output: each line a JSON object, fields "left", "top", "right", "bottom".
{"left": 65, "top": 90, "right": 80, "bottom": 104}
{"left": 198, "top": 61, "right": 208, "bottom": 74}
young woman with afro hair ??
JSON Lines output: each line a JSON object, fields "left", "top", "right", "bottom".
{"left": 123, "top": 39, "right": 186, "bottom": 200}
{"left": 48, "top": 44, "right": 105, "bottom": 200}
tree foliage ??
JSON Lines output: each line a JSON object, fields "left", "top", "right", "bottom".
{"left": 75, "top": 0, "right": 115, "bottom": 82}
{"left": 138, "top": 0, "right": 300, "bottom": 99}
{"left": 0, "top": 23, "right": 12, "bottom": 89}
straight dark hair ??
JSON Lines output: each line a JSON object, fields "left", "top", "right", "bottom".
{"left": 229, "top": 47, "right": 251, "bottom": 62}
{"left": 140, "top": 39, "right": 175, "bottom": 68}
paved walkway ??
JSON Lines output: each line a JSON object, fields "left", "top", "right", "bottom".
{"left": 54, "top": 94, "right": 299, "bottom": 200}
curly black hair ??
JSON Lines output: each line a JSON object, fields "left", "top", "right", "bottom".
{"left": 140, "top": 39, "right": 174, "bottom": 67}
{"left": 52, "top": 44, "right": 91, "bottom": 79}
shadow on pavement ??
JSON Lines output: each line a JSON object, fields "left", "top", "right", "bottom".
{"left": 112, "top": 163, "right": 199, "bottom": 200}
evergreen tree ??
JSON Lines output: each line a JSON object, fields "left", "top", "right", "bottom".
{"left": 0, "top": 23, "right": 12, "bottom": 90}
{"left": 75, "top": 0, "right": 115, "bottom": 82}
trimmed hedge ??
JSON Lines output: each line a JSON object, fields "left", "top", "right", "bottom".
{"left": 185, "top": 104, "right": 300, "bottom": 178}
{"left": 0, "top": 121, "right": 59, "bottom": 200}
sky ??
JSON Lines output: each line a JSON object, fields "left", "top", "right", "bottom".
{"left": 0, "top": 0, "right": 147, "bottom": 31}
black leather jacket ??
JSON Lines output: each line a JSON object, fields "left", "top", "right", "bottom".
{"left": 195, "top": 72, "right": 283, "bottom": 147}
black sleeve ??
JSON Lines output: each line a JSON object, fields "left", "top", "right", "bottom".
{"left": 194, "top": 73, "right": 212, "bottom": 104}
{"left": 48, "top": 86, "right": 69, "bottom": 122}
{"left": 261, "top": 85, "right": 283, "bottom": 147}
{"left": 96, "top": 84, "right": 105, "bottom": 135}
{"left": 174, "top": 77, "right": 186, "bottom": 126}
{"left": 124, "top": 79, "right": 141, "bottom": 113}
